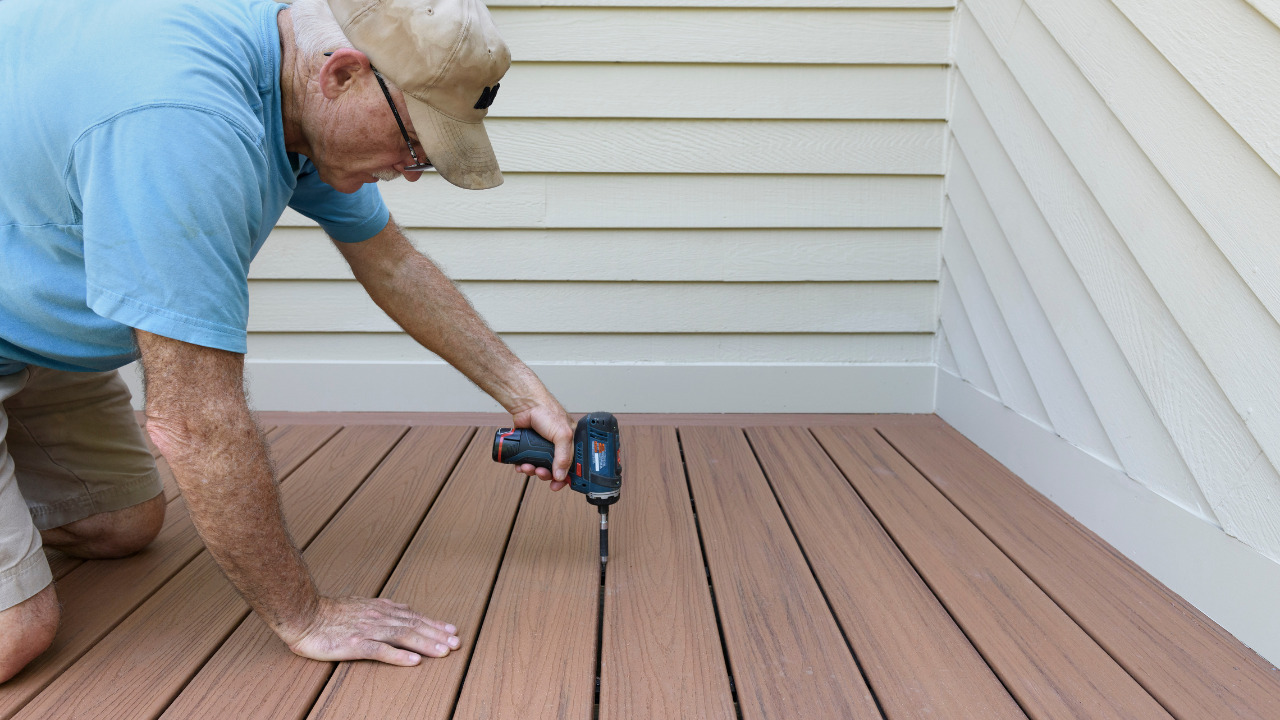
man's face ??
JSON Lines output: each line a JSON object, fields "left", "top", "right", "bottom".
{"left": 308, "top": 55, "right": 429, "bottom": 193}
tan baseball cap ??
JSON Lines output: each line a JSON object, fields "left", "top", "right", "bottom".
{"left": 328, "top": 0, "right": 511, "bottom": 189}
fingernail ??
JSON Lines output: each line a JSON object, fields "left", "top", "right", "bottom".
{"left": 408, "top": 653, "right": 421, "bottom": 663}
{"left": 446, "top": 624, "right": 457, "bottom": 633}
{"left": 436, "top": 643, "right": 448, "bottom": 653}
{"left": 448, "top": 636, "right": 460, "bottom": 648}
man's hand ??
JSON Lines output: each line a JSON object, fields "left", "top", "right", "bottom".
{"left": 283, "top": 597, "right": 461, "bottom": 665}
{"left": 135, "top": 330, "right": 457, "bottom": 667}
{"left": 511, "top": 398, "right": 575, "bottom": 491}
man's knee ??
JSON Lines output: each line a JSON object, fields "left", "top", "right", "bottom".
{"left": 0, "top": 583, "right": 59, "bottom": 684}
{"left": 42, "top": 493, "right": 165, "bottom": 559}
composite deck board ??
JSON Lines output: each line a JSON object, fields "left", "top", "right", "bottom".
{"left": 11, "top": 425, "right": 406, "bottom": 720}
{"left": 0, "top": 425, "right": 339, "bottom": 720}
{"left": 161, "top": 426, "right": 473, "bottom": 720}
{"left": 5, "top": 415, "right": 1272, "bottom": 719}
{"left": 451, "top": 442, "right": 600, "bottom": 720}
{"left": 813, "top": 426, "right": 1171, "bottom": 719}
{"left": 599, "top": 426, "right": 735, "bottom": 720}
{"left": 746, "top": 426, "right": 1026, "bottom": 719}
{"left": 879, "top": 420, "right": 1280, "bottom": 720}
{"left": 309, "top": 430, "right": 529, "bottom": 720}
{"left": 679, "top": 425, "right": 880, "bottom": 720}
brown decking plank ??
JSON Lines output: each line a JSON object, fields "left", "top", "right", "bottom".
{"left": 450, "top": 447, "right": 600, "bottom": 720}
{"left": 879, "top": 419, "right": 1280, "bottom": 719}
{"left": 161, "top": 426, "right": 474, "bottom": 720}
{"left": 678, "top": 425, "right": 880, "bottom": 720}
{"left": 746, "top": 426, "right": 1026, "bottom": 719}
{"left": 813, "top": 426, "right": 1171, "bottom": 720}
{"left": 43, "top": 548, "right": 79, "bottom": 581}
{"left": 599, "top": 426, "right": 735, "bottom": 720}
{"left": 254, "top": 411, "right": 909, "bottom": 427}
{"left": 0, "top": 424, "right": 339, "bottom": 720}
{"left": 308, "top": 430, "right": 530, "bottom": 720}
{"left": 11, "top": 425, "right": 406, "bottom": 720}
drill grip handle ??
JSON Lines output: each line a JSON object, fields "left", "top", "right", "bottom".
{"left": 492, "top": 428, "right": 555, "bottom": 469}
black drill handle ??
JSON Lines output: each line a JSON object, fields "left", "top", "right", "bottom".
{"left": 492, "top": 427, "right": 554, "bottom": 469}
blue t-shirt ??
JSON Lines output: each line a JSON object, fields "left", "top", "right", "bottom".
{"left": 0, "top": 0, "right": 390, "bottom": 375}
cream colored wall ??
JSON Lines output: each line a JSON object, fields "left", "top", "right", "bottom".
{"left": 939, "top": 0, "right": 1280, "bottom": 570}
{"left": 241, "top": 0, "right": 953, "bottom": 412}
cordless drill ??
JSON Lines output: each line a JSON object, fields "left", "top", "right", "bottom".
{"left": 492, "top": 412, "right": 621, "bottom": 565}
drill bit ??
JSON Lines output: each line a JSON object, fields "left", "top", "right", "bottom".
{"left": 599, "top": 506, "right": 609, "bottom": 565}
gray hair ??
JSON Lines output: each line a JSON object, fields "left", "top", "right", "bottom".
{"left": 287, "top": 0, "right": 354, "bottom": 57}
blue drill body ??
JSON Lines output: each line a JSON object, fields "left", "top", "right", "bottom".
{"left": 493, "top": 412, "right": 621, "bottom": 563}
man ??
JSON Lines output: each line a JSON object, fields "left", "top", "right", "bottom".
{"left": 0, "top": 0, "right": 574, "bottom": 682}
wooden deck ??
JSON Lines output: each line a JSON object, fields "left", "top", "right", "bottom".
{"left": 4, "top": 414, "right": 1279, "bottom": 719}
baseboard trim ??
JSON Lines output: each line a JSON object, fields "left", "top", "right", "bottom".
{"left": 119, "top": 361, "right": 935, "bottom": 414}
{"left": 935, "top": 368, "right": 1280, "bottom": 665}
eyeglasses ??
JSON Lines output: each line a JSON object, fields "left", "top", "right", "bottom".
{"left": 323, "top": 52, "right": 431, "bottom": 171}
{"left": 371, "top": 68, "right": 432, "bottom": 171}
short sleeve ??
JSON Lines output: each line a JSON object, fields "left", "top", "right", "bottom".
{"left": 288, "top": 158, "right": 390, "bottom": 243}
{"left": 74, "top": 106, "right": 265, "bottom": 353}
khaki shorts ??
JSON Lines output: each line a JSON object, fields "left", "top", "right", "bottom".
{"left": 0, "top": 367, "right": 163, "bottom": 611}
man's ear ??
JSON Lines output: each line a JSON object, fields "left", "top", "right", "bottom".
{"left": 318, "top": 48, "right": 371, "bottom": 100}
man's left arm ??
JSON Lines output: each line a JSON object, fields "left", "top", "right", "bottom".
{"left": 333, "top": 218, "right": 574, "bottom": 487}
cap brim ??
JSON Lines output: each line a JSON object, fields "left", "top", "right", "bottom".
{"left": 405, "top": 96, "right": 503, "bottom": 190}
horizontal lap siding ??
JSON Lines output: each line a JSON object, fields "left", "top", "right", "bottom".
{"left": 943, "top": 0, "right": 1280, "bottom": 562}
{"left": 253, "top": 2, "right": 951, "bottom": 411}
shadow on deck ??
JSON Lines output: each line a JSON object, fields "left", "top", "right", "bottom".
{"left": 4, "top": 414, "right": 1278, "bottom": 719}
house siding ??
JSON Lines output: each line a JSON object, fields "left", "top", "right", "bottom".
{"left": 941, "top": 0, "right": 1280, "bottom": 565}
{"left": 242, "top": 0, "right": 952, "bottom": 412}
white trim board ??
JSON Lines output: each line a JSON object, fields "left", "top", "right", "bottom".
{"left": 935, "top": 368, "right": 1280, "bottom": 666}
{"left": 119, "top": 361, "right": 935, "bottom": 414}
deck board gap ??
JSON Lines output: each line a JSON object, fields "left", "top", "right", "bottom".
{"left": 673, "top": 428, "right": 743, "bottom": 720}
{"left": 807, "top": 425, "right": 1035, "bottom": 719}
{"left": 443, "top": 474, "right": 532, "bottom": 720}
{"left": 872, "top": 427, "right": 1181, "bottom": 717}
{"left": 743, "top": 429, "right": 890, "bottom": 720}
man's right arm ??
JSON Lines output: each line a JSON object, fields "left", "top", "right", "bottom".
{"left": 135, "top": 329, "right": 459, "bottom": 664}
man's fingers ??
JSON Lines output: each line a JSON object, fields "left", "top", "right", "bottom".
{"left": 363, "top": 640, "right": 423, "bottom": 666}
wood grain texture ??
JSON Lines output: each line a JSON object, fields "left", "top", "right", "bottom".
{"left": 879, "top": 420, "right": 1280, "bottom": 719}
{"left": 494, "top": 63, "right": 948, "bottom": 119}
{"left": 942, "top": 209, "right": 1050, "bottom": 425}
{"left": 450, "top": 452, "right": 600, "bottom": 720}
{"left": 988, "top": 1, "right": 1280, "bottom": 552}
{"left": 308, "top": 431, "right": 530, "bottom": 720}
{"left": 948, "top": 44, "right": 1214, "bottom": 518}
{"left": 747, "top": 426, "right": 1025, "bottom": 719}
{"left": 11, "top": 426, "right": 405, "bottom": 720}
{"left": 254, "top": 412, "right": 901, "bottom": 427}
{"left": 43, "top": 548, "right": 79, "bottom": 581}
{"left": 1027, "top": 0, "right": 1280, "bottom": 320}
{"left": 160, "top": 426, "right": 473, "bottom": 720}
{"left": 812, "top": 426, "right": 1171, "bottom": 719}
{"left": 678, "top": 425, "right": 879, "bottom": 720}
{"left": 484, "top": 119, "right": 945, "bottom": 174}
{"left": 278, "top": 174, "right": 943, "bottom": 230}
{"left": 0, "top": 425, "right": 339, "bottom": 720}
{"left": 253, "top": 227, "right": 940, "bottom": 282}
{"left": 599, "top": 426, "right": 735, "bottom": 719}
{"left": 488, "top": 7, "right": 952, "bottom": 64}
{"left": 938, "top": 266, "right": 998, "bottom": 397}
{"left": 246, "top": 332, "right": 936, "bottom": 365}
{"left": 945, "top": 155, "right": 1118, "bottom": 465}
{"left": 961, "top": 5, "right": 1280, "bottom": 554}
{"left": 247, "top": 280, "right": 937, "bottom": 334}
